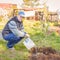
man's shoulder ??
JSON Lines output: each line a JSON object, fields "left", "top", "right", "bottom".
{"left": 10, "top": 16, "right": 17, "bottom": 20}
{"left": 8, "top": 21, "right": 16, "bottom": 26}
{"left": 8, "top": 16, "right": 17, "bottom": 24}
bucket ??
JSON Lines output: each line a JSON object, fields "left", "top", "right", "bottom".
{"left": 23, "top": 38, "right": 36, "bottom": 50}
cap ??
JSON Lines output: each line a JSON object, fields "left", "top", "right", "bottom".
{"left": 18, "top": 11, "right": 25, "bottom": 17}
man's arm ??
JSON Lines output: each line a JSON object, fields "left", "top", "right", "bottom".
{"left": 8, "top": 21, "right": 26, "bottom": 37}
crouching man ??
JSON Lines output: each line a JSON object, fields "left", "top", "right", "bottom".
{"left": 2, "top": 11, "right": 30, "bottom": 49}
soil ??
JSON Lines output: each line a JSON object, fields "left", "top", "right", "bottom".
{"left": 28, "top": 47, "right": 60, "bottom": 60}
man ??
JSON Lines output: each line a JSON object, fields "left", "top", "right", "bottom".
{"left": 2, "top": 11, "right": 30, "bottom": 49}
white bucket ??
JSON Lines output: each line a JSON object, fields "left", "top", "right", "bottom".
{"left": 23, "top": 38, "right": 36, "bottom": 50}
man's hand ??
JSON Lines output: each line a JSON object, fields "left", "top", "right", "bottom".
{"left": 25, "top": 34, "right": 30, "bottom": 38}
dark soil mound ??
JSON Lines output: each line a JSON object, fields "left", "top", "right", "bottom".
{"left": 28, "top": 47, "right": 60, "bottom": 60}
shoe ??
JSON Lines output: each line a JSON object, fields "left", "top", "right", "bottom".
{"left": 9, "top": 47, "right": 15, "bottom": 50}
{"left": 8, "top": 47, "right": 16, "bottom": 52}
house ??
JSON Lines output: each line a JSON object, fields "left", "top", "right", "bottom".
{"left": 48, "top": 12, "right": 59, "bottom": 22}
{"left": 13, "top": 5, "right": 48, "bottom": 21}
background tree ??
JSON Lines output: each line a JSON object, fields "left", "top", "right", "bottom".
{"left": 22, "top": 0, "right": 40, "bottom": 8}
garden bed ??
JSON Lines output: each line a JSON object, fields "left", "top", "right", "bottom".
{"left": 28, "top": 47, "right": 60, "bottom": 60}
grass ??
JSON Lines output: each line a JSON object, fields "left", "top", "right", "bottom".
{"left": 0, "top": 20, "right": 60, "bottom": 60}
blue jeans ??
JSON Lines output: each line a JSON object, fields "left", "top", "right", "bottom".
{"left": 3, "top": 33, "right": 24, "bottom": 48}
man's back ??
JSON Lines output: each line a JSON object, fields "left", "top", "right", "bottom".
{"left": 2, "top": 16, "right": 24, "bottom": 37}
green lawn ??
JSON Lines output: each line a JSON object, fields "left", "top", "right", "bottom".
{"left": 0, "top": 20, "right": 60, "bottom": 60}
